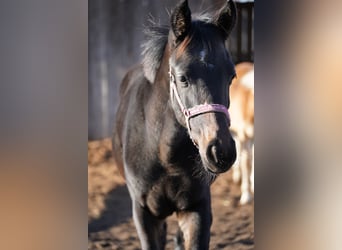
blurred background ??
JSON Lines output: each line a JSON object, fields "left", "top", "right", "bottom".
{"left": 2, "top": 0, "right": 342, "bottom": 249}
{"left": 89, "top": 0, "right": 254, "bottom": 140}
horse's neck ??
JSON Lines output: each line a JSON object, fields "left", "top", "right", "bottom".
{"left": 146, "top": 43, "right": 172, "bottom": 118}
{"left": 144, "top": 44, "right": 191, "bottom": 157}
{"left": 153, "top": 43, "right": 171, "bottom": 97}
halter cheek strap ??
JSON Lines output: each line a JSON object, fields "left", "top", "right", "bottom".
{"left": 169, "top": 68, "right": 231, "bottom": 142}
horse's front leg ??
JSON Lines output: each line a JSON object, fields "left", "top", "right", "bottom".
{"left": 132, "top": 200, "right": 166, "bottom": 250}
{"left": 176, "top": 198, "right": 212, "bottom": 250}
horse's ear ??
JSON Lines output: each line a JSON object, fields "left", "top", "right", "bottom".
{"left": 213, "top": 0, "right": 236, "bottom": 39}
{"left": 170, "top": 0, "right": 191, "bottom": 44}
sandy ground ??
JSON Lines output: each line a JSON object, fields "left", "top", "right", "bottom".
{"left": 88, "top": 139, "right": 254, "bottom": 250}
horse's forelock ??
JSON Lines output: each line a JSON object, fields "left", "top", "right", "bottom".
{"left": 176, "top": 34, "right": 194, "bottom": 59}
{"left": 141, "top": 15, "right": 215, "bottom": 84}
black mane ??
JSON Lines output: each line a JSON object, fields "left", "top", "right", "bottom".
{"left": 141, "top": 20, "right": 169, "bottom": 84}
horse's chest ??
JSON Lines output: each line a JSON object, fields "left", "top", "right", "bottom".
{"left": 145, "top": 174, "right": 206, "bottom": 218}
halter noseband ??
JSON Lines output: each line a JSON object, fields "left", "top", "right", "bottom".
{"left": 169, "top": 66, "right": 231, "bottom": 142}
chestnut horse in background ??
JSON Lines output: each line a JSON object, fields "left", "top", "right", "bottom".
{"left": 229, "top": 62, "right": 254, "bottom": 205}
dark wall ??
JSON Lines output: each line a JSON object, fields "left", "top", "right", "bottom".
{"left": 89, "top": 0, "right": 253, "bottom": 140}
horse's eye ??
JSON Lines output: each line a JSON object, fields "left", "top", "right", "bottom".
{"left": 178, "top": 75, "right": 188, "bottom": 87}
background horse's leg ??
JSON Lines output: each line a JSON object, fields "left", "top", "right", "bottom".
{"left": 132, "top": 200, "right": 166, "bottom": 250}
{"left": 239, "top": 140, "right": 253, "bottom": 205}
{"left": 176, "top": 198, "right": 212, "bottom": 250}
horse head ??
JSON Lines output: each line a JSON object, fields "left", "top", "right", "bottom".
{"left": 168, "top": 0, "right": 237, "bottom": 174}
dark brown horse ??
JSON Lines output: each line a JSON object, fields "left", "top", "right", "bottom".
{"left": 112, "top": 1, "right": 237, "bottom": 249}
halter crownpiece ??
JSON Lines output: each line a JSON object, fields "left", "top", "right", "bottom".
{"left": 169, "top": 66, "right": 231, "bottom": 135}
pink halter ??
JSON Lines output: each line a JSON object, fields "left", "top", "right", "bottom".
{"left": 169, "top": 68, "right": 231, "bottom": 134}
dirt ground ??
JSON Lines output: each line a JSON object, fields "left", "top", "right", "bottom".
{"left": 88, "top": 139, "right": 254, "bottom": 250}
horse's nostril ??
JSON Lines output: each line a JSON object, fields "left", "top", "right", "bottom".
{"left": 207, "top": 141, "right": 219, "bottom": 165}
{"left": 206, "top": 139, "right": 236, "bottom": 169}
{"left": 211, "top": 145, "right": 219, "bottom": 164}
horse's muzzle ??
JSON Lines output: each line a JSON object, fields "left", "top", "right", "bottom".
{"left": 188, "top": 111, "right": 236, "bottom": 174}
{"left": 205, "top": 137, "right": 236, "bottom": 174}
